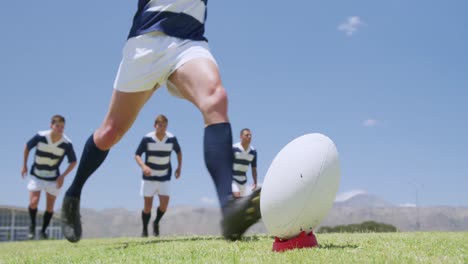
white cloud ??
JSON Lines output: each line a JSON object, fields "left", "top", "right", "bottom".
{"left": 200, "top": 196, "right": 215, "bottom": 205}
{"left": 363, "top": 118, "right": 379, "bottom": 127}
{"left": 338, "top": 16, "right": 364, "bottom": 36}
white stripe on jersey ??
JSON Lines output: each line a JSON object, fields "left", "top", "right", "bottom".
{"left": 33, "top": 168, "right": 57, "bottom": 178}
{"left": 151, "top": 168, "right": 169, "bottom": 177}
{"left": 233, "top": 163, "right": 249, "bottom": 173}
{"left": 235, "top": 152, "right": 255, "bottom": 162}
{"left": 147, "top": 156, "right": 170, "bottom": 165}
{"left": 37, "top": 142, "right": 65, "bottom": 156}
{"left": 147, "top": 142, "right": 174, "bottom": 152}
{"left": 35, "top": 156, "right": 59, "bottom": 167}
{"left": 147, "top": 0, "right": 206, "bottom": 23}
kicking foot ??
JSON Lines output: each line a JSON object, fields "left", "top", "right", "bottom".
{"left": 61, "top": 196, "right": 82, "bottom": 243}
{"left": 221, "top": 188, "right": 262, "bottom": 241}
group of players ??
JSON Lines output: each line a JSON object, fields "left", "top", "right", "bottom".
{"left": 22, "top": 114, "right": 259, "bottom": 239}
{"left": 21, "top": 0, "right": 263, "bottom": 243}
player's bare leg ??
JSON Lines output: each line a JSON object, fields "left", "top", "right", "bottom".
{"left": 169, "top": 58, "right": 261, "bottom": 240}
{"left": 62, "top": 88, "right": 156, "bottom": 243}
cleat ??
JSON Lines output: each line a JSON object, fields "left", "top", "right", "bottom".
{"left": 61, "top": 196, "right": 82, "bottom": 243}
{"left": 141, "top": 229, "right": 148, "bottom": 238}
{"left": 39, "top": 231, "right": 49, "bottom": 240}
{"left": 221, "top": 188, "right": 262, "bottom": 241}
{"left": 153, "top": 222, "right": 159, "bottom": 237}
{"left": 28, "top": 225, "right": 35, "bottom": 240}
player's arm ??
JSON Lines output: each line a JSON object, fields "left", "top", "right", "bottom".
{"left": 135, "top": 138, "right": 151, "bottom": 176}
{"left": 175, "top": 150, "right": 182, "bottom": 179}
{"left": 21, "top": 145, "right": 30, "bottom": 178}
{"left": 174, "top": 137, "right": 182, "bottom": 179}
{"left": 251, "top": 150, "right": 258, "bottom": 190}
{"left": 135, "top": 154, "right": 152, "bottom": 176}
{"left": 57, "top": 161, "right": 77, "bottom": 188}
{"left": 251, "top": 167, "right": 258, "bottom": 190}
{"left": 22, "top": 134, "right": 40, "bottom": 178}
{"left": 60, "top": 162, "right": 77, "bottom": 178}
{"left": 57, "top": 144, "right": 78, "bottom": 188}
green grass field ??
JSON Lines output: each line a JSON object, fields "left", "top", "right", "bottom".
{"left": 0, "top": 232, "right": 466, "bottom": 263}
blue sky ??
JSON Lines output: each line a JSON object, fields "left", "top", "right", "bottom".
{"left": 1, "top": 1, "right": 467, "bottom": 211}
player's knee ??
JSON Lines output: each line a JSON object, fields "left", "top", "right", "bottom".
{"left": 30, "top": 199, "right": 39, "bottom": 207}
{"left": 199, "top": 83, "right": 228, "bottom": 116}
{"left": 95, "top": 126, "right": 124, "bottom": 150}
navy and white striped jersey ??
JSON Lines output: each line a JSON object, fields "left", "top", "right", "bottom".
{"left": 232, "top": 142, "right": 257, "bottom": 185}
{"left": 128, "top": 0, "right": 208, "bottom": 41}
{"left": 135, "top": 131, "right": 181, "bottom": 181}
{"left": 26, "top": 130, "right": 77, "bottom": 181}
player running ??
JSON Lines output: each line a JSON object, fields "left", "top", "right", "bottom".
{"left": 22, "top": 115, "right": 77, "bottom": 239}
{"left": 135, "top": 115, "right": 182, "bottom": 237}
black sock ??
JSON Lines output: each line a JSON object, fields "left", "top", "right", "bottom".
{"left": 154, "top": 207, "right": 165, "bottom": 224}
{"left": 142, "top": 211, "right": 151, "bottom": 231}
{"left": 66, "top": 134, "right": 109, "bottom": 198}
{"left": 204, "top": 123, "right": 233, "bottom": 207}
{"left": 28, "top": 207, "right": 37, "bottom": 228}
{"left": 41, "top": 211, "right": 53, "bottom": 233}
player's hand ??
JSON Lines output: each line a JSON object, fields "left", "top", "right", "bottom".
{"left": 142, "top": 165, "right": 152, "bottom": 176}
{"left": 21, "top": 166, "right": 28, "bottom": 178}
{"left": 56, "top": 175, "right": 65, "bottom": 188}
{"left": 251, "top": 183, "right": 257, "bottom": 191}
{"left": 175, "top": 167, "right": 181, "bottom": 179}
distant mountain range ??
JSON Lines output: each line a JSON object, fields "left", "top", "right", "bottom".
{"left": 334, "top": 190, "right": 396, "bottom": 208}
{"left": 79, "top": 192, "right": 468, "bottom": 238}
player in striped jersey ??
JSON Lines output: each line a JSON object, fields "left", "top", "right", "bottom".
{"left": 21, "top": 115, "right": 77, "bottom": 239}
{"left": 135, "top": 115, "right": 182, "bottom": 237}
{"left": 232, "top": 128, "right": 258, "bottom": 197}
{"left": 62, "top": 0, "right": 261, "bottom": 242}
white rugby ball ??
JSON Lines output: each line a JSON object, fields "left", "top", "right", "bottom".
{"left": 260, "top": 133, "right": 340, "bottom": 239}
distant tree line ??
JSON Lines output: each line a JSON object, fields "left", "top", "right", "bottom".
{"left": 317, "top": 221, "right": 397, "bottom": 233}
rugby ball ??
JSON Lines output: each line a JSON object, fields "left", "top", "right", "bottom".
{"left": 260, "top": 133, "right": 340, "bottom": 239}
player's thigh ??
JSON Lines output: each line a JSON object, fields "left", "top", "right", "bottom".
{"left": 101, "top": 89, "right": 156, "bottom": 133}
{"left": 27, "top": 179, "right": 42, "bottom": 204}
{"left": 143, "top": 196, "right": 154, "bottom": 211}
{"left": 168, "top": 58, "right": 223, "bottom": 106}
{"left": 45, "top": 192, "right": 57, "bottom": 210}
{"left": 158, "top": 195, "right": 170, "bottom": 210}
{"left": 141, "top": 180, "right": 157, "bottom": 198}
{"left": 29, "top": 191, "right": 41, "bottom": 206}
{"left": 238, "top": 184, "right": 249, "bottom": 197}
{"left": 95, "top": 89, "right": 156, "bottom": 149}
{"left": 44, "top": 181, "right": 60, "bottom": 197}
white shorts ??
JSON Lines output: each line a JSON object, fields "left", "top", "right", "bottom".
{"left": 114, "top": 32, "right": 217, "bottom": 97}
{"left": 232, "top": 181, "right": 251, "bottom": 197}
{"left": 27, "top": 177, "right": 60, "bottom": 197}
{"left": 140, "top": 180, "right": 171, "bottom": 197}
